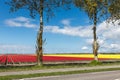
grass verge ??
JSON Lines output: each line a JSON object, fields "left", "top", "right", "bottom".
{"left": 0, "top": 61, "right": 120, "bottom": 72}
{"left": 0, "top": 67, "right": 120, "bottom": 80}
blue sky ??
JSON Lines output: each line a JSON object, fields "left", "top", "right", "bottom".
{"left": 0, "top": 0, "right": 120, "bottom": 54}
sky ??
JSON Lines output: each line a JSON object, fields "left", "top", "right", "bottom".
{"left": 0, "top": 0, "right": 120, "bottom": 54}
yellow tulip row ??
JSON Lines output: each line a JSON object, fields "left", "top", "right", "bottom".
{"left": 44, "top": 54, "right": 120, "bottom": 59}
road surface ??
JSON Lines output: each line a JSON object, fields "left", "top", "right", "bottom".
{"left": 19, "top": 70, "right": 120, "bottom": 80}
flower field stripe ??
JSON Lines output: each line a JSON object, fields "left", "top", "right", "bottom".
{"left": 0, "top": 55, "right": 6, "bottom": 63}
{"left": 0, "top": 54, "right": 120, "bottom": 64}
{"left": 0, "top": 54, "right": 37, "bottom": 63}
{"left": 43, "top": 56, "right": 94, "bottom": 61}
{"left": 44, "top": 54, "right": 94, "bottom": 58}
{"left": 98, "top": 54, "right": 120, "bottom": 59}
{"left": 44, "top": 54, "right": 120, "bottom": 59}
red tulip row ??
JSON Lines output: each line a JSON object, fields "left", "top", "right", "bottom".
{"left": 0, "top": 54, "right": 109, "bottom": 64}
{"left": 0, "top": 54, "right": 36, "bottom": 63}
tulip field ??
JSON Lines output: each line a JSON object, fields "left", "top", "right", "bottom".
{"left": 0, "top": 54, "right": 120, "bottom": 64}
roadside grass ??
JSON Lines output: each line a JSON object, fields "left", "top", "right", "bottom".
{"left": 0, "top": 67, "right": 120, "bottom": 80}
{"left": 88, "top": 60, "right": 102, "bottom": 66}
{"left": 0, "top": 61, "right": 120, "bottom": 72}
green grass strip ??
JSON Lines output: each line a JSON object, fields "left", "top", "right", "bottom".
{"left": 0, "top": 67, "right": 120, "bottom": 80}
{"left": 0, "top": 61, "right": 120, "bottom": 72}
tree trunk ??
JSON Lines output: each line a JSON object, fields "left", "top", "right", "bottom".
{"left": 5, "top": 54, "right": 8, "bottom": 66}
{"left": 36, "top": 0, "right": 44, "bottom": 66}
{"left": 93, "top": 7, "right": 99, "bottom": 61}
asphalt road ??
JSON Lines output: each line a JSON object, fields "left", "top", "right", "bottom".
{"left": 20, "top": 70, "right": 120, "bottom": 80}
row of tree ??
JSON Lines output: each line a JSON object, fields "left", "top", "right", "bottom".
{"left": 6, "top": 0, "right": 120, "bottom": 65}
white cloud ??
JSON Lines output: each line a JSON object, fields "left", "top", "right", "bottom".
{"left": 86, "top": 39, "right": 93, "bottom": 45}
{"left": 97, "top": 20, "right": 120, "bottom": 40}
{"left": 14, "top": 16, "right": 29, "bottom": 22}
{"left": 3, "top": 18, "right": 120, "bottom": 53}
{"left": 45, "top": 25, "right": 92, "bottom": 38}
{"left": 0, "top": 44, "right": 35, "bottom": 53}
{"left": 86, "top": 38, "right": 104, "bottom": 45}
{"left": 103, "top": 27, "right": 120, "bottom": 40}
{"left": 5, "top": 20, "right": 22, "bottom": 27}
{"left": 5, "top": 16, "right": 38, "bottom": 28}
{"left": 61, "top": 19, "right": 71, "bottom": 26}
{"left": 81, "top": 46, "right": 88, "bottom": 50}
{"left": 99, "top": 42, "right": 120, "bottom": 52}
{"left": 98, "top": 39, "right": 104, "bottom": 45}
{"left": 110, "top": 44, "right": 119, "bottom": 49}
{"left": 45, "top": 19, "right": 120, "bottom": 53}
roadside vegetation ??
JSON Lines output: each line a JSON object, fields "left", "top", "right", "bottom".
{"left": 0, "top": 61, "right": 120, "bottom": 72}
{"left": 0, "top": 67, "right": 120, "bottom": 80}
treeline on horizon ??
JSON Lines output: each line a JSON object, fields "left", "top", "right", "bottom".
{"left": 44, "top": 53, "right": 120, "bottom": 54}
{"left": 0, "top": 53, "right": 120, "bottom": 55}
